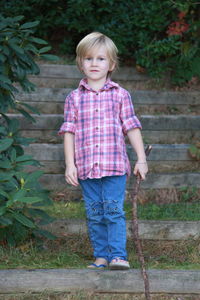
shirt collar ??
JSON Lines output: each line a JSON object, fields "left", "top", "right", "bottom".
{"left": 79, "top": 78, "right": 119, "bottom": 92}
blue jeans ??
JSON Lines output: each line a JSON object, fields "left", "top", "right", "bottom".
{"left": 79, "top": 175, "right": 127, "bottom": 262}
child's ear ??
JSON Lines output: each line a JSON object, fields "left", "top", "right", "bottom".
{"left": 109, "top": 62, "right": 116, "bottom": 72}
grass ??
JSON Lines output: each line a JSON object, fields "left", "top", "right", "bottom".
{"left": 1, "top": 291, "right": 200, "bottom": 300}
{"left": 0, "top": 292, "right": 199, "bottom": 300}
{"left": 0, "top": 233, "right": 200, "bottom": 270}
{"left": 44, "top": 200, "right": 200, "bottom": 221}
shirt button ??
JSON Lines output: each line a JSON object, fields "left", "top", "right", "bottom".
{"left": 96, "top": 93, "right": 98, "bottom": 95}
{"left": 96, "top": 144, "right": 99, "bottom": 148}
{"left": 96, "top": 127, "right": 99, "bottom": 130}
{"left": 95, "top": 109, "right": 98, "bottom": 112}
{"left": 95, "top": 162, "right": 98, "bottom": 166}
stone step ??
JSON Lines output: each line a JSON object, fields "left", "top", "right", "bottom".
{"left": 0, "top": 269, "right": 200, "bottom": 294}
{"left": 20, "top": 129, "right": 200, "bottom": 144}
{"left": 25, "top": 143, "right": 193, "bottom": 161}
{"left": 43, "top": 219, "right": 200, "bottom": 241}
{"left": 8, "top": 113, "right": 200, "bottom": 144}
{"left": 16, "top": 88, "right": 200, "bottom": 114}
{"left": 28, "top": 160, "right": 199, "bottom": 174}
{"left": 40, "top": 172, "right": 200, "bottom": 190}
{"left": 28, "top": 64, "right": 149, "bottom": 89}
{"left": 24, "top": 144, "right": 199, "bottom": 174}
{"left": 8, "top": 114, "right": 200, "bottom": 132}
{"left": 9, "top": 114, "right": 199, "bottom": 131}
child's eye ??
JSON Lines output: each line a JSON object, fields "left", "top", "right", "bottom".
{"left": 99, "top": 57, "right": 105, "bottom": 61}
{"left": 85, "top": 57, "right": 91, "bottom": 61}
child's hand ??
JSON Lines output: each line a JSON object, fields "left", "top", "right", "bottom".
{"left": 133, "top": 161, "right": 148, "bottom": 180}
{"left": 65, "top": 164, "right": 79, "bottom": 186}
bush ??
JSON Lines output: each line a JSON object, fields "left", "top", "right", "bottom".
{"left": 0, "top": 15, "right": 58, "bottom": 246}
{"left": 1, "top": 0, "right": 200, "bottom": 85}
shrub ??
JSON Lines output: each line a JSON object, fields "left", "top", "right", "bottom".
{"left": 0, "top": 15, "right": 58, "bottom": 246}
{"left": 1, "top": 0, "right": 200, "bottom": 85}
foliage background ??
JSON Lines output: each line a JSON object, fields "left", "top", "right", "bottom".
{"left": 1, "top": 0, "right": 200, "bottom": 84}
{"left": 0, "top": 15, "right": 57, "bottom": 246}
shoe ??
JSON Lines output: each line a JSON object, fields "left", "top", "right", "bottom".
{"left": 87, "top": 263, "right": 107, "bottom": 269}
{"left": 109, "top": 258, "right": 130, "bottom": 270}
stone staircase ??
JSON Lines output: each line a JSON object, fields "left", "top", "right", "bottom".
{"left": 13, "top": 63, "right": 200, "bottom": 193}
{"left": 3, "top": 64, "right": 200, "bottom": 297}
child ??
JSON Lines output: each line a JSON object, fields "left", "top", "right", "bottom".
{"left": 59, "top": 32, "right": 148, "bottom": 270}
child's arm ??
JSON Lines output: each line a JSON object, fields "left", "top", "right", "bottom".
{"left": 127, "top": 128, "right": 148, "bottom": 180}
{"left": 64, "top": 132, "right": 79, "bottom": 186}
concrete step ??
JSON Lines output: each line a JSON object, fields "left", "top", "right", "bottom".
{"left": 8, "top": 114, "right": 200, "bottom": 145}
{"left": 25, "top": 143, "right": 194, "bottom": 161}
{"left": 24, "top": 144, "right": 199, "bottom": 174}
{"left": 28, "top": 64, "right": 149, "bottom": 89}
{"left": 43, "top": 219, "right": 200, "bottom": 241}
{"left": 16, "top": 88, "right": 200, "bottom": 114}
{"left": 20, "top": 128, "right": 200, "bottom": 144}
{"left": 10, "top": 114, "right": 199, "bottom": 131}
{"left": 40, "top": 172, "right": 200, "bottom": 190}
{"left": 0, "top": 268, "right": 200, "bottom": 294}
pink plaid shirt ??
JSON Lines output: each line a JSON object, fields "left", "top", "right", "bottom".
{"left": 59, "top": 78, "right": 142, "bottom": 179}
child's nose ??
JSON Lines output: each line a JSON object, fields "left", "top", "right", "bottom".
{"left": 91, "top": 59, "right": 98, "bottom": 65}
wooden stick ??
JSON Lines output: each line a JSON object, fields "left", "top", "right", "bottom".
{"left": 131, "top": 145, "right": 152, "bottom": 300}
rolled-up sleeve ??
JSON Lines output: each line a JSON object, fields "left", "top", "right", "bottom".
{"left": 58, "top": 92, "right": 77, "bottom": 135}
{"left": 120, "top": 90, "right": 142, "bottom": 135}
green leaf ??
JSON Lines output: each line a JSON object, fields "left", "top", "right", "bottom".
{"left": 29, "top": 37, "right": 48, "bottom": 45}
{"left": 191, "top": 57, "right": 200, "bottom": 76}
{"left": 0, "top": 206, "right": 6, "bottom": 216}
{"left": 6, "top": 199, "right": 15, "bottom": 208}
{"left": 33, "top": 228, "right": 56, "bottom": 240}
{"left": 16, "top": 160, "right": 40, "bottom": 167}
{"left": 13, "top": 212, "right": 35, "bottom": 228}
{"left": 15, "top": 137, "right": 36, "bottom": 146}
{"left": 40, "top": 54, "right": 60, "bottom": 61}
{"left": 7, "top": 118, "right": 20, "bottom": 133}
{"left": 19, "top": 102, "right": 40, "bottom": 115}
{"left": 0, "top": 126, "right": 6, "bottom": 135}
{"left": 0, "top": 138, "right": 13, "bottom": 152}
{"left": 25, "top": 170, "right": 44, "bottom": 183}
{"left": 0, "top": 54, "right": 6, "bottom": 62}
{"left": 16, "top": 154, "right": 33, "bottom": 162}
{"left": 8, "top": 41, "right": 24, "bottom": 55}
{"left": 0, "top": 189, "right": 9, "bottom": 199}
{"left": 13, "top": 189, "right": 27, "bottom": 202}
{"left": 0, "top": 75, "right": 12, "bottom": 84}
{"left": 10, "top": 148, "right": 17, "bottom": 163}
{"left": 0, "top": 159, "right": 12, "bottom": 169}
{"left": 27, "top": 208, "right": 55, "bottom": 224}
{"left": 0, "top": 216, "right": 12, "bottom": 226}
{"left": 16, "top": 108, "right": 36, "bottom": 123}
{"left": 38, "top": 46, "right": 51, "bottom": 54}
{"left": 0, "top": 172, "right": 14, "bottom": 182}
{"left": 17, "top": 196, "right": 42, "bottom": 204}
{"left": 12, "top": 15, "right": 24, "bottom": 22}
{"left": 20, "top": 21, "right": 39, "bottom": 29}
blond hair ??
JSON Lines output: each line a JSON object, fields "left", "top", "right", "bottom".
{"left": 76, "top": 32, "right": 118, "bottom": 76}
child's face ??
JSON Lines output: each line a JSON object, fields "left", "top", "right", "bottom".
{"left": 81, "top": 45, "right": 115, "bottom": 83}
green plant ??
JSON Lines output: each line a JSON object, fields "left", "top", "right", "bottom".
{"left": 0, "top": 15, "right": 58, "bottom": 246}
{"left": 188, "top": 143, "right": 200, "bottom": 161}
{"left": 2, "top": 0, "right": 199, "bottom": 85}
{"left": 179, "top": 186, "right": 199, "bottom": 202}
